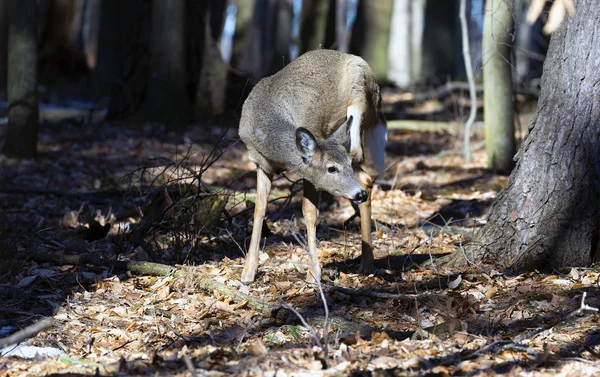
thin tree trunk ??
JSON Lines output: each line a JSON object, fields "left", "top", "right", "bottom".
{"left": 443, "top": 0, "right": 600, "bottom": 271}
{"left": 349, "top": 0, "right": 393, "bottom": 83}
{"left": 230, "top": 0, "right": 255, "bottom": 69}
{"left": 421, "top": 1, "right": 459, "bottom": 82}
{"left": 140, "top": 0, "right": 190, "bottom": 128}
{"left": 270, "top": 0, "right": 293, "bottom": 72}
{"left": 298, "top": 0, "right": 331, "bottom": 53}
{"left": 387, "top": 0, "right": 411, "bottom": 87}
{"left": 96, "top": 0, "right": 139, "bottom": 96}
{"left": 238, "top": 0, "right": 277, "bottom": 81}
{"left": 387, "top": 0, "right": 425, "bottom": 88}
{"left": 0, "top": 1, "right": 8, "bottom": 102}
{"left": 82, "top": 0, "right": 101, "bottom": 70}
{"left": 483, "top": 0, "right": 516, "bottom": 173}
{"left": 2, "top": 0, "right": 38, "bottom": 159}
{"left": 335, "top": 0, "right": 350, "bottom": 53}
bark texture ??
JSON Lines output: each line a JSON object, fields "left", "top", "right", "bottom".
{"left": 446, "top": 0, "right": 600, "bottom": 271}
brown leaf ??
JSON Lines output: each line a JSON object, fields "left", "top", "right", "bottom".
{"left": 246, "top": 339, "right": 268, "bottom": 357}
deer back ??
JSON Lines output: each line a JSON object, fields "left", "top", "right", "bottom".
{"left": 239, "top": 49, "right": 382, "bottom": 198}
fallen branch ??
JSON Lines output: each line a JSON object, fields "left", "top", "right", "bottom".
{"left": 0, "top": 317, "right": 53, "bottom": 348}
{"left": 327, "top": 285, "right": 422, "bottom": 301}
{"left": 31, "top": 252, "right": 423, "bottom": 341}
{"left": 308, "top": 316, "right": 412, "bottom": 341}
{"left": 389, "top": 81, "right": 482, "bottom": 104}
{"left": 387, "top": 120, "right": 484, "bottom": 137}
{"left": 196, "top": 278, "right": 275, "bottom": 316}
{"left": 32, "top": 253, "right": 184, "bottom": 278}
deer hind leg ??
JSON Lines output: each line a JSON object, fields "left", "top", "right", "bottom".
{"left": 302, "top": 180, "right": 321, "bottom": 283}
{"left": 241, "top": 168, "right": 273, "bottom": 283}
{"left": 355, "top": 166, "right": 374, "bottom": 274}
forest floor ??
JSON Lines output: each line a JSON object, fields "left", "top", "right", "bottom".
{"left": 1, "top": 96, "right": 600, "bottom": 376}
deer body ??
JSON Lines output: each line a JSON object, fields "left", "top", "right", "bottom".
{"left": 239, "top": 49, "right": 387, "bottom": 283}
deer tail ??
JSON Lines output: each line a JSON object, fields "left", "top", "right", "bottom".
{"left": 366, "top": 117, "right": 387, "bottom": 175}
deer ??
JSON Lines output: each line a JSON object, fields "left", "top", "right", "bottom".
{"left": 238, "top": 49, "right": 387, "bottom": 283}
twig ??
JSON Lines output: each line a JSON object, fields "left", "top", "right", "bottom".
{"left": 514, "top": 292, "right": 599, "bottom": 343}
{"left": 459, "top": 0, "right": 478, "bottom": 162}
{"left": 279, "top": 299, "right": 323, "bottom": 350}
{"left": 290, "top": 230, "right": 330, "bottom": 357}
{"left": 182, "top": 354, "right": 198, "bottom": 377}
{"left": 0, "top": 317, "right": 53, "bottom": 348}
{"left": 574, "top": 292, "right": 599, "bottom": 314}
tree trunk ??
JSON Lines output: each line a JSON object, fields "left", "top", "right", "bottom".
{"left": 96, "top": 0, "right": 142, "bottom": 101}
{"left": 82, "top": 0, "right": 101, "bottom": 70}
{"left": 229, "top": 0, "right": 255, "bottom": 69}
{"left": 334, "top": 0, "right": 350, "bottom": 53}
{"left": 483, "top": 0, "right": 516, "bottom": 173}
{"left": 269, "top": 0, "right": 292, "bottom": 72}
{"left": 139, "top": 0, "right": 190, "bottom": 128}
{"left": 1, "top": 0, "right": 38, "bottom": 159}
{"left": 0, "top": 1, "right": 8, "bottom": 102}
{"left": 37, "top": 0, "right": 88, "bottom": 81}
{"left": 387, "top": 0, "right": 425, "bottom": 87}
{"left": 192, "top": 5, "right": 228, "bottom": 118}
{"left": 298, "top": 0, "right": 331, "bottom": 53}
{"left": 238, "top": 0, "right": 275, "bottom": 80}
{"left": 421, "top": 1, "right": 459, "bottom": 81}
{"left": 238, "top": 0, "right": 291, "bottom": 81}
{"left": 349, "top": 0, "right": 393, "bottom": 83}
{"left": 443, "top": 0, "right": 600, "bottom": 271}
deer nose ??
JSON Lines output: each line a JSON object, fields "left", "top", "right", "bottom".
{"left": 354, "top": 190, "right": 368, "bottom": 203}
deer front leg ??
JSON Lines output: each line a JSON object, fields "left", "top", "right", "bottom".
{"left": 302, "top": 180, "right": 321, "bottom": 283}
{"left": 356, "top": 167, "right": 374, "bottom": 274}
{"left": 241, "top": 168, "right": 273, "bottom": 283}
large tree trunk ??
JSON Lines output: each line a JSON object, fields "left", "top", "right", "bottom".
{"left": 349, "top": 0, "right": 393, "bottom": 83}
{"left": 1, "top": 0, "right": 38, "bottom": 159}
{"left": 443, "top": 0, "right": 600, "bottom": 271}
{"left": 483, "top": 0, "right": 516, "bottom": 173}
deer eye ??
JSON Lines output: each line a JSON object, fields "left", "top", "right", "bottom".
{"left": 327, "top": 165, "right": 339, "bottom": 174}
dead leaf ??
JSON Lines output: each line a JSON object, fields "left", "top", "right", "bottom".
{"left": 448, "top": 274, "right": 462, "bottom": 289}
{"left": 18, "top": 275, "right": 37, "bottom": 288}
{"left": 246, "top": 339, "right": 268, "bottom": 357}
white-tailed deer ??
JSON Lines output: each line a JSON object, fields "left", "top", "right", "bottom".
{"left": 239, "top": 49, "right": 387, "bottom": 283}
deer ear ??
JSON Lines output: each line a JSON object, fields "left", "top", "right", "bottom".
{"left": 296, "top": 127, "right": 317, "bottom": 163}
{"left": 330, "top": 115, "right": 352, "bottom": 152}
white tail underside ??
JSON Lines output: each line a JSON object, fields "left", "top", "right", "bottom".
{"left": 366, "top": 120, "right": 387, "bottom": 174}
